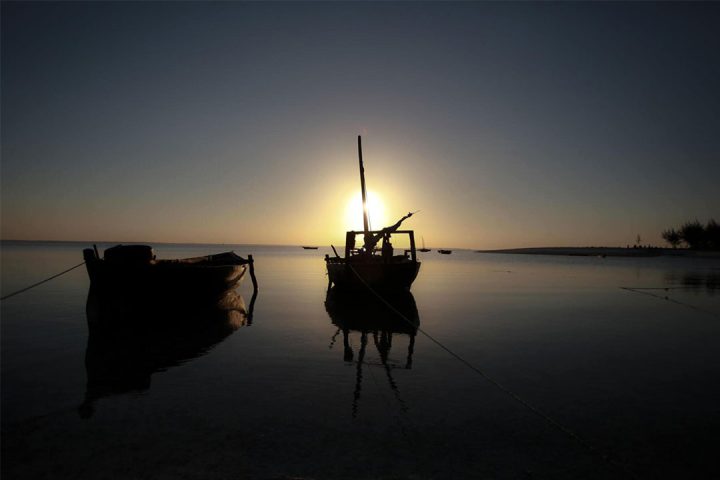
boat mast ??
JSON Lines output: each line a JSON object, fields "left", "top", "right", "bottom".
{"left": 358, "top": 135, "right": 370, "bottom": 236}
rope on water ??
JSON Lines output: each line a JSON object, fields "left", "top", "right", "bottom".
{"left": 1, "top": 262, "right": 86, "bottom": 301}
{"left": 347, "top": 265, "right": 639, "bottom": 479}
{"left": 620, "top": 286, "right": 720, "bottom": 320}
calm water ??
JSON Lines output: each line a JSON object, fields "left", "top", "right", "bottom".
{"left": 2, "top": 241, "right": 719, "bottom": 479}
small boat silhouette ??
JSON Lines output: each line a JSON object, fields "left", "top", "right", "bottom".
{"left": 83, "top": 244, "right": 257, "bottom": 304}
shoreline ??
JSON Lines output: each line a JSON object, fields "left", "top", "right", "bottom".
{"left": 476, "top": 247, "right": 720, "bottom": 258}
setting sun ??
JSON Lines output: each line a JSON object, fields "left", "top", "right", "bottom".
{"left": 344, "top": 190, "right": 387, "bottom": 232}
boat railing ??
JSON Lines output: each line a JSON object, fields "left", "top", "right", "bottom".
{"left": 342, "top": 229, "right": 417, "bottom": 262}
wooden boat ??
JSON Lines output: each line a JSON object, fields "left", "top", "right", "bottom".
{"left": 325, "top": 136, "right": 420, "bottom": 292}
{"left": 83, "top": 244, "right": 257, "bottom": 302}
{"left": 418, "top": 236, "right": 431, "bottom": 252}
{"left": 438, "top": 249, "right": 452, "bottom": 255}
{"left": 302, "top": 246, "right": 319, "bottom": 250}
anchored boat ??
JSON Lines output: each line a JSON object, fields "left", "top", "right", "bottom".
{"left": 83, "top": 244, "right": 257, "bottom": 303}
{"left": 325, "top": 136, "right": 421, "bottom": 292}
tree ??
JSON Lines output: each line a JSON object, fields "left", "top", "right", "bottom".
{"left": 661, "top": 228, "right": 681, "bottom": 249}
{"left": 679, "top": 220, "right": 706, "bottom": 249}
{"left": 661, "top": 219, "right": 720, "bottom": 250}
{"left": 706, "top": 219, "right": 720, "bottom": 250}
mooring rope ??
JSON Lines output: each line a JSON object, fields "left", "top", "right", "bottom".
{"left": 620, "top": 286, "right": 720, "bottom": 320}
{"left": 0, "top": 262, "right": 86, "bottom": 301}
{"left": 346, "top": 264, "right": 639, "bottom": 478}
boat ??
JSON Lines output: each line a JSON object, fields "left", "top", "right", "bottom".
{"left": 438, "top": 249, "right": 452, "bottom": 255}
{"left": 325, "top": 136, "right": 421, "bottom": 292}
{"left": 302, "top": 246, "right": 319, "bottom": 250}
{"left": 418, "top": 236, "right": 431, "bottom": 252}
{"left": 82, "top": 244, "right": 257, "bottom": 303}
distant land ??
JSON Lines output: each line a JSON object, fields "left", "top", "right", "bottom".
{"left": 477, "top": 247, "right": 720, "bottom": 258}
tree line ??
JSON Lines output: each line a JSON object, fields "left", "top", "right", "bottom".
{"left": 662, "top": 219, "right": 719, "bottom": 250}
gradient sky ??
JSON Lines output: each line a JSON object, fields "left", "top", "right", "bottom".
{"left": 2, "top": 1, "right": 719, "bottom": 249}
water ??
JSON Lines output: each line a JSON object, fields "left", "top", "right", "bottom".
{"left": 2, "top": 241, "right": 719, "bottom": 479}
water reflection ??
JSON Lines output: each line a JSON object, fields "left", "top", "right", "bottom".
{"left": 79, "top": 289, "right": 254, "bottom": 418}
{"left": 324, "top": 287, "right": 419, "bottom": 417}
{"left": 664, "top": 270, "right": 720, "bottom": 294}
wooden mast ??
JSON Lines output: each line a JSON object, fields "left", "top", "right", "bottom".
{"left": 358, "top": 135, "right": 370, "bottom": 237}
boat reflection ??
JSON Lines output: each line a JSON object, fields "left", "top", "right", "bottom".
{"left": 324, "top": 287, "right": 419, "bottom": 417}
{"left": 79, "top": 288, "right": 255, "bottom": 418}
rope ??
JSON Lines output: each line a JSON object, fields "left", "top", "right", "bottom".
{"left": 346, "top": 264, "right": 639, "bottom": 479}
{"left": 620, "top": 286, "right": 720, "bottom": 320}
{"left": 1, "top": 262, "right": 86, "bottom": 301}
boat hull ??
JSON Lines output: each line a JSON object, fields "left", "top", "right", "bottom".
{"left": 86, "top": 261, "right": 245, "bottom": 297}
{"left": 326, "top": 259, "right": 420, "bottom": 292}
{"left": 84, "top": 248, "right": 247, "bottom": 306}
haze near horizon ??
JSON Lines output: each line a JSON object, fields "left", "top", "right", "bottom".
{"left": 2, "top": 2, "right": 718, "bottom": 249}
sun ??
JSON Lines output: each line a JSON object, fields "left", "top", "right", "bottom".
{"left": 344, "top": 190, "right": 387, "bottom": 232}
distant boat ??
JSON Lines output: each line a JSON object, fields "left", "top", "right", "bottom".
{"left": 438, "top": 249, "right": 452, "bottom": 255}
{"left": 83, "top": 244, "right": 257, "bottom": 304}
{"left": 302, "top": 246, "right": 319, "bottom": 250}
{"left": 418, "top": 236, "right": 431, "bottom": 252}
{"left": 325, "top": 136, "right": 421, "bottom": 292}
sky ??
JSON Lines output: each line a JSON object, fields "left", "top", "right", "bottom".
{"left": 2, "top": 1, "right": 719, "bottom": 249}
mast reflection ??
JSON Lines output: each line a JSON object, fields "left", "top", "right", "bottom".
{"left": 324, "top": 287, "right": 419, "bottom": 417}
{"left": 79, "top": 288, "right": 255, "bottom": 418}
